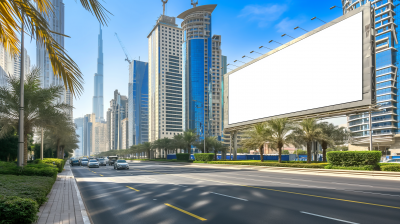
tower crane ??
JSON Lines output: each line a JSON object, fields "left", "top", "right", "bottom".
{"left": 115, "top": 33, "right": 131, "bottom": 64}
{"left": 191, "top": 0, "right": 198, "bottom": 8}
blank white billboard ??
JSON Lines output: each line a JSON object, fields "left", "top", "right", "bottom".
{"left": 229, "top": 11, "right": 363, "bottom": 125}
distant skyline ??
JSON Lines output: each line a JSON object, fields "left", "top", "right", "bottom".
{"left": 24, "top": 0, "right": 346, "bottom": 125}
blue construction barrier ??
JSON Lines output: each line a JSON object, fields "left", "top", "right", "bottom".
{"left": 166, "top": 154, "right": 296, "bottom": 161}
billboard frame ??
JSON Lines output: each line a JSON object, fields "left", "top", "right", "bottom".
{"left": 223, "top": 3, "right": 375, "bottom": 131}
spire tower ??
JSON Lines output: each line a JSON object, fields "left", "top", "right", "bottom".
{"left": 162, "top": 0, "right": 168, "bottom": 15}
{"left": 92, "top": 24, "right": 104, "bottom": 122}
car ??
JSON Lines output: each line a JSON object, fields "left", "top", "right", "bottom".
{"left": 98, "top": 159, "right": 107, "bottom": 166}
{"left": 108, "top": 156, "right": 118, "bottom": 166}
{"left": 114, "top": 160, "right": 129, "bottom": 170}
{"left": 385, "top": 159, "right": 400, "bottom": 163}
{"left": 88, "top": 159, "right": 100, "bottom": 168}
{"left": 80, "top": 158, "right": 89, "bottom": 166}
{"left": 71, "top": 159, "right": 80, "bottom": 166}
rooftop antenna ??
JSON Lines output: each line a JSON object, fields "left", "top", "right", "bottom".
{"left": 191, "top": 0, "right": 198, "bottom": 8}
{"left": 162, "top": 0, "right": 168, "bottom": 15}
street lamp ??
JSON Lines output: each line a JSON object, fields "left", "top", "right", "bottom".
{"left": 250, "top": 51, "right": 263, "bottom": 55}
{"left": 259, "top": 46, "right": 273, "bottom": 50}
{"left": 311, "top": 17, "right": 326, "bottom": 24}
{"left": 269, "top": 40, "right": 283, "bottom": 45}
{"left": 330, "top": 5, "right": 343, "bottom": 10}
{"left": 242, "top": 55, "right": 254, "bottom": 60}
{"left": 227, "top": 63, "right": 239, "bottom": 68}
{"left": 281, "top": 33, "right": 295, "bottom": 39}
{"left": 234, "top": 60, "right": 245, "bottom": 64}
{"left": 294, "top": 26, "right": 309, "bottom": 32}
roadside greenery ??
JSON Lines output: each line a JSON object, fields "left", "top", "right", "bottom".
{"left": 195, "top": 161, "right": 327, "bottom": 168}
{"left": 194, "top": 153, "right": 214, "bottom": 161}
{"left": 380, "top": 165, "right": 400, "bottom": 172}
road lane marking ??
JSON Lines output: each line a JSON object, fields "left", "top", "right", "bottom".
{"left": 133, "top": 169, "right": 400, "bottom": 210}
{"left": 300, "top": 211, "right": 359, "bottom": 224}
{"left": 164, "top": 203, "right": 207, "bottom": 221}
{"left": 126, "top": 186, "right": 140, "bottom": 192}
{"left": 99, "top": 174, "right": 103, "bottom": 176}
{"left": 92, "top": 172, "right": 96, "bottom": 173}
{"left": 210, "top": 192, "right": 248, "bottom": 201}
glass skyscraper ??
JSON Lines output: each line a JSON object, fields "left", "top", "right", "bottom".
{"left": 343, "top": 0, "right": 400, "bottom": 154}
{"left": 178, "top": 4, "right": 224, "bottom": 145}
{"left": 129, "top": 60, "right": 149, "bottom": 146}
{"left": 92, "top": 25, "right": 104, "bottom": 123}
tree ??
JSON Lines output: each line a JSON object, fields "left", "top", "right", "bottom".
{"left": 282, "top": 150, "right": 289, "bottom": 155}
{"left": 138, "top": 142, "right": 152, "bottom": 159}
{"left": 212, "top": 140, "right": 228, "bottom": 160}
{"left": 182, "top": 129, "right": 198, "bottom": 153}
{"left": 153, "top": 138, "right": 172, "bottom": 159}
{"left": 0, "top": 0, "right": 112, "bottom": 96}
{"left": 264, "top": 118, "right": 294, "bottom": 163}
{"left": 241, "top": 123, "right": 269, "bottom": 162}
{"left": 193, "top": 136, "right": 216, "bottom": 153}
{"left": 0, "top": 129, "right": 18, "bottom": 161}
{"left": 288, "top": 118, "right": 323, "bottom": 163}
{"left": 317, "top": 122, "right": 348, "bottom": 162}
{"left": 0, "top": 68, "right": 71, "bottom": 164}
{"left": 171, "top": 134, "right": 185, "bottom": 154}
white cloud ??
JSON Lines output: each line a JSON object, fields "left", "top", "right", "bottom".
{"left": 239, "top": 4, "right": 288, "bottom": 27}
{"left": 275, "top": 17, "right": 306, "bottom": 33}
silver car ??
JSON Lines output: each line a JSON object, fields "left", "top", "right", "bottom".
{"left": 80, "top": 159, "right": 89, "bottom": 166}
{"left": 385, "top": 159, "right": 400, "bottom": 164}
{"left": 114, "top": 160, "right": 129, "bottom": 170}
{"left": 98, "top": 159, "right": 107, "bottom": 166}
{"left": 88, "top": 159, "right": 99, "bottom": 168}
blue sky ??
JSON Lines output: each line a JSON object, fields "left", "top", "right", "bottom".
{"left": 25, "top": 0, "right": 346, "bottom": 125}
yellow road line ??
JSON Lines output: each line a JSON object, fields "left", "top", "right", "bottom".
{"left": 126, "top": 186, "right": 140, "bottom": 192}
{"left": 135, "top": 169, "right": 400, "bottom": 210}
{"left": 165, "top": 203, "right": 207, "bottom": 221}
{"left": 93, "top": 172, "right": 96, "bottom": 173}
{"left": 99, "top": 174, "right": 103, "bottom": 176}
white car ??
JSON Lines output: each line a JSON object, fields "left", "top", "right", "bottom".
{"left": 385, "top": 159, "right": 400, "bottom": 163}
{"left": 88, "top": 159, "right": 100, "bottom": 168}
{"left": 114, "top": 160, "right": 129, "bottom": 170}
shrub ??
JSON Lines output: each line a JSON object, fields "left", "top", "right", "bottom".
{"left": 381, "top": 165, "right": 400, "bottom": 172}
{"left": 195, "top": 161, "right": 327, "bottom": 168}
{"left": 35, "top": 158, "right": 65, "bottom": 172}
{"left": 324, "top": 164, "right": 376, "bottom": 171}
{"left": 176, "top": 153, "right": 190, "bottom": 161}
{"left": 0, "top": 161, "right": 58, "bottom": 178}
{"left": 282, "top": 150, "right": 289, "bottom": 155}
{"left": 294, "top": 149, "right": 307, "bottom": 155}
{"left": 194, "top": 153, "right": 214, "bottom": 161}
{"left": 326, "top": 151, "right": 381, "bottom": 167}
{"left": 0, "top": 195, "right": 39, "bottom": 224}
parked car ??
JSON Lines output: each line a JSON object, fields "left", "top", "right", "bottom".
{"left": 71, "top": 159, "right": 80, "bottom": 166}
{"left": 81, "top": 158, "right": 89, "bottom": 166}
{"left": 88, "top": 159, "right": 99, "bottom": 168}
{"left": 108, "top": 156, "right": 118, "bottom": 166}
{"left": 98, "top": 158, "right": 107, "bottom": 166}
{"left": 114, "top": 160, "right": 129, "bottom": 170}
{"left": 385, "top": 159, "right": 400, "bottom": 163}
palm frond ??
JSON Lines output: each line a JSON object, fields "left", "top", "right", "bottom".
{"left": 79, "top": 0, "right": 112, "bottom": 25}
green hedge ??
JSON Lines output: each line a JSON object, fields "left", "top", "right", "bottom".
{"left": 381, "top": 165, "right": 400, "bottom": 172}
{"left": 176, "top": 153, "right": 191, "bottom": 161}
{"left": 196, "top": 161, "right": 327, "bottom": 168}
{"left": 324, "top": 164, "right": 376, "bottom": 171}
{"left": 326, "top": 151, "right": 381, "bottom": 167}
{"left": 0, "top": 195, "right": 39, "bottom": 224}
{"left": 35, "top": 158, "right": 65, "bottom": 173}
{"left": 0, "top": 161, "right": 58, "bottom": 178}
{"left": 194, "top": 153, "right": 214, "bottom": 161}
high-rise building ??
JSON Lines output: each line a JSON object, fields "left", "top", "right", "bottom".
{"left": 36, "top": 0, "right": 73, "bottom": 118}
{"left": 91, "top": 121, "right": 107, "bottom": 154}
{"left": 92, "top": 25, "right": 104, "bottom": 123}
{"left": 83, "top": 114, "right": 95, "bottom": 156}
{"left": 107, "top": 90, "right": 128, "bottom": 150}
{"left": 74, "top": 117, "right": 84, "bottom": 157}
{"left": 128, "top": 60, "right": 149, "bottom": 146}
{"left": 0, "top": 45, "right": 30, "bottom": 87}
{"left": 178, "top": 4, "right": 224, "bottom": 148}
{"left": 342, "top": 0, "right": 400, "bottom": 155}
{"left": 148, "top": 15, "right": 183, "bottom": 144}
{"left": 121, "top": 118, "right": 129, "bottom": 149}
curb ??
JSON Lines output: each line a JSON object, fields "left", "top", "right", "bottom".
{"left": 69, "top": 164, "right": 93, "bottom": 224}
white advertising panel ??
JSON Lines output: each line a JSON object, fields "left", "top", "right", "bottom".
{"left": 229, "top": 11, "right": 363, "bottom": 125}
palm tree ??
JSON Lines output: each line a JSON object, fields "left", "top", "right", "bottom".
{"left": 212, "top": 140, "right": 228, "bottom": 161}
{"left": 0, "top": 68, "right": 70, "bottom": 164}
{"left": 139, "top": 142, "right": 152, "bottom": 159}
{"left": 182, "top": 129, "right": 198, "bottom": 153}
{"left": 241, "top": 123, "right": 269, "bottom": 162}
{"left": 1, "top": 0, "right": 111, "bottom": 96}
{"left": 153, "top": 137, "right": 172, "bottom": 159}
{"left": 289, "top": 118, "right": 323, "bottom": 163}
{"left": 265, "top": 118, "right": 295, "bottom": 163}
{"left": 317, "top": 122, "right": 348, "bottom": 162}
{"left": 171, "top": 134, "right": 185, "bottom": 154}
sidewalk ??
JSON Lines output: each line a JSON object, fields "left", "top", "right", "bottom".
{"left": 34, "top": 163, "right": 90, "bottom": 224}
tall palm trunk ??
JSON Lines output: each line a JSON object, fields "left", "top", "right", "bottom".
{"left": 278, "top": 147, "right": 282, "bottom": 163}
{"left": 307, "top": 141, "right": 311, "bottom": 163}
{"left": 259, "top": 144, "right": 264, "bottom": 162}
{"left": 322, "top": 142, "right": 327, "bottom": 162}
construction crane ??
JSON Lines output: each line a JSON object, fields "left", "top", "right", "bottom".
{"left": 115, "top": 33, "right": 131, "bottom": 64}
{"left": 162, "top": 0, "right": 168, "bottom": 15}
{"left": 191, "top": 0, "right": 198, "bottom": 8}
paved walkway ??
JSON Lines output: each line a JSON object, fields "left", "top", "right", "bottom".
{"left": 34, "top": 163, "right": 90, "bottom": 224}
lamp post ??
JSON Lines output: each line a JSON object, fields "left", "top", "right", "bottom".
{"left": 269, "top": 40, "right": 283, "bottom": 45}
{"left": 330, "top": 5, "right": 343, "bottom": 10}
{"left": 281, "top": 33, "right": 295, "bottom": 39}
{"left": 250, "top": 51, "right": 263, "bottom": 55}
{"left": 227, "top": 63, "right": 239, "bottom": 68}
{"left": 259, "top": 46, "right": 273, "bottom": 50}
{"left": 242, "top": 55, "right": 254, "bottom": 60}
{"left": 233, "top": 60, "right": 245, "bottom": 64}
{"left": 311, "top": 17, "right": 326, "bottom": 24}
{"left": 294, "top": 26, "right": 309, "bottom": 32}
{"left": 18, "top": 13, "right": 25, "bottom": 167}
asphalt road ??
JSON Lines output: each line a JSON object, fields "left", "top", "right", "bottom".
{"left": 71, "top": 162, "right": 400, "bottom": 224}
